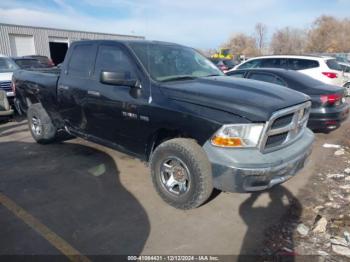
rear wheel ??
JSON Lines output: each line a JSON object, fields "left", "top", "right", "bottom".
{"left": 150, "top": 138, "right": 213, "bottom": 209}
{"left": 27, "top": 104, "right": 57, "bottom": 144}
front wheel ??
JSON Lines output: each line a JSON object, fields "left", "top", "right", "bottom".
{"left": 27, "top": 103, "right": 57, "bottom": 144}
{"left": 150, "top": 138, "right": 213, "bottom": 209}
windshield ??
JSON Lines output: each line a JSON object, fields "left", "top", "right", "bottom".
{"left": 129, "top": 43, "right": 223, "bottom": 81}
{"left": 0, "top": 57, "right": 18, "bottom": 72}
{"left": 326, "top": 59, "right": 342, "bottom": 71}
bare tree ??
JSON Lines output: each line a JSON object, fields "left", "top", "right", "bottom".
{"left": 270, "top": 27, "right": 307, "bottom": 54}
{"left": 306, "top": 15, "right": 350, "bottom": 53}
{"left": 254, "top": 23, "right": 268, "bottom": 55}
{"left": 220, "top": 15, "right": 350, "bottom": 57}
{"left": 223, "top": 33, "right": 259, "bottom": 57}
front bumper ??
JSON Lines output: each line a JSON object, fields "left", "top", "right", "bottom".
{"left": 308, "top": 103, "right": 350, "bottom": 131}
{"left": 203, "top": 128, "right": 314, "bottom": 192}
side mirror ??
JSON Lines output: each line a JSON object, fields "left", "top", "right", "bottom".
{"left": 100, "top": 71, "right": 140, "bottom": 88}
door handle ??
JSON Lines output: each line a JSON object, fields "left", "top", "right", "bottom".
{"left": 58, "top": 85, "right": 69, "bottom": 90}
{"left": 87, "top": 90, "right": 101, "bottom": 97}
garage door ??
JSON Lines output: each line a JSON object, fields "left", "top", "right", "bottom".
{"left": 9, "top": 34, "right": 35, "bottom": 56}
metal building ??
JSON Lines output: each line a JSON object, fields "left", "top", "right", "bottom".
{"left": 0, "top": 23, "right": 144, "bottom": 64}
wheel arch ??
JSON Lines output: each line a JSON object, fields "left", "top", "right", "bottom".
{"left": 145, "top": 128, "right": 193, "bottom": 162}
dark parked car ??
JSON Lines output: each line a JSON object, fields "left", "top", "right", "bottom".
{"left": 13, "top": 40, "right": 314, "bottom": 209}
{"left": 227, "top": 68, "right": 349, "bottom": 131}
{"left": 24, "top": 55, "right": 55, "bottom": 67}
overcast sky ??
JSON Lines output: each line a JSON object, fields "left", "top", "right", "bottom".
{"left": 0, "top": 0, "right": 349, "bottom": 49}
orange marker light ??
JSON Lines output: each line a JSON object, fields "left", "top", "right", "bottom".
{"left": 211, "top": 136, "right": 243, "bottom": 147}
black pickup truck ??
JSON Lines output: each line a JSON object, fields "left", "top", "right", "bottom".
{"left": 13, "top": 40, "right": 314, "bottom": 209}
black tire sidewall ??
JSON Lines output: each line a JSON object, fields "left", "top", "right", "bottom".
{"left": 151, "top": 139, "right": 212, "bottom": 209}
{"left": 27, "top": 104, "right": 56, "bottom": 143}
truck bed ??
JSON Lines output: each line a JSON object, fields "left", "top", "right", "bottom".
{"left": 13, "top": 68, "right": 61, "bottom": 113}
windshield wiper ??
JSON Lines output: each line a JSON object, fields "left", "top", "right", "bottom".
{"left": 160, "top": 75, "right": 198, "bottom": 82}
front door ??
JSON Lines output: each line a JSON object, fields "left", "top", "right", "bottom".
{"left": 84, "top": 43, "right": 149, "bottom": 157}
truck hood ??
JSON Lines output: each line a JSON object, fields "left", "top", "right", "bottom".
{"left": 0, "top": 72, "right": 13, "bottom": 82}
{"left": 161, "top": 76, "right": 310, "bottom": 122}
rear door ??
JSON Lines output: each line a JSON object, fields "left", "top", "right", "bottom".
{"left": 57, "top": 42, "right": 97, "bottom": 132}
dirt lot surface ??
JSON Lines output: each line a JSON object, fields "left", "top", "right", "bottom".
{"left": 0, "top": 116, "right": 350, "bottom": 260}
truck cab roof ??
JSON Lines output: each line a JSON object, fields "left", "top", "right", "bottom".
{"left": 71, "top": 39, "right": 183, "bottom": 47}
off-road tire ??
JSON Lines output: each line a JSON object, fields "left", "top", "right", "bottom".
{"left": 150, "top": 138, "right": 213, "bottom": 209}
{"left": 27, "top": 103, "right": 57, "bottom": 144}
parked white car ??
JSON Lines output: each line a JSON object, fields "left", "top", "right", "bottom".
{"left": 231, "top": 55, "right": 347, "bottom": 87}
{"left": 0, "top": 54, "right": 18, "bottom": 103}
{"left": 338, "top": 62, "right": 350, "bottom": 95}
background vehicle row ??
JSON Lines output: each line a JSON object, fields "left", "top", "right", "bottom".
{"left": 227, "top": 68, "right": 349, "bottom": 132}
{"left": 232, "top": 55, "right": 348, "bottom": 87}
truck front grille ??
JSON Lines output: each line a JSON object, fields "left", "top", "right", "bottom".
{"left": 0, "top": 81, "right": 12, "bottom": 92}
{"left": 259, "top": 101, "right": 311, "bottom": 153}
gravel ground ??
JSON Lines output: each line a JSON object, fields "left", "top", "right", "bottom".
{"left": 262, "top": 120, "right": 350, "bottom": 261}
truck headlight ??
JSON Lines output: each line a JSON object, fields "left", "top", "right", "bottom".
{"left": 211, "top": 124, "right": 264, "bottom": 148}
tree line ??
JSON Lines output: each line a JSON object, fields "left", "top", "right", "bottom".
{"left": 215, "top": 15, "right": 350, "bottom": 58}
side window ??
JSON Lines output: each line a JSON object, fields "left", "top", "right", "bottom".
{"left": 261, "top": 58, "right": 288, "bottom": 69}
{"left": 289, "top": 59, "right": 319, "bottom": 70}
{"left": 248, "top": 73, "right": 286, "bottom": 86}
{"left": 238, "top": 59, "right": 261, "bottom": 69}
{"left": 68, "top": 44, "right": 95, "bottom": 78}
{"left": 94, "top": 45, "right": 136, "bottom": 79}
{"left": 227, "top": 71, "right": 245, "bottom": 78}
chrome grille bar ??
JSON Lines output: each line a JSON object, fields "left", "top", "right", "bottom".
{"left": 259, "top": 101, "right": 311, "bottom": 153}
{"left": 0, "top": 81, "right": 12, "bottom": 91}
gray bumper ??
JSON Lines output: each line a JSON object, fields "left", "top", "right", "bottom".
{"left": 203, "top": 128, "right": 314, "bottom": 192}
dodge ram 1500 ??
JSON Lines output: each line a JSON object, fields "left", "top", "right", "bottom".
{"left": 13, "top": 40, "right": 314, "bottom": 209}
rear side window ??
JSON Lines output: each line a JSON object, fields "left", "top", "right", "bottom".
{"left": 248, "top": 72, "right": 287, "bottom": 87}
{"left": 288, "top": 59, "right": 319, "bottom": 70}
{"left": 260, "top": 58, "right": 288, "bottom": 69}
{"left": 68, "top": 44, "right": 95, "bottom": 78}
{"left": 94, "top": 45, "right": 136, "bottom": 79}
{"left": 326, "top": 59, "right": 342, "bottom": 71}
{"left": 237, "top": 59, "right": 261, "bottom": 69}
